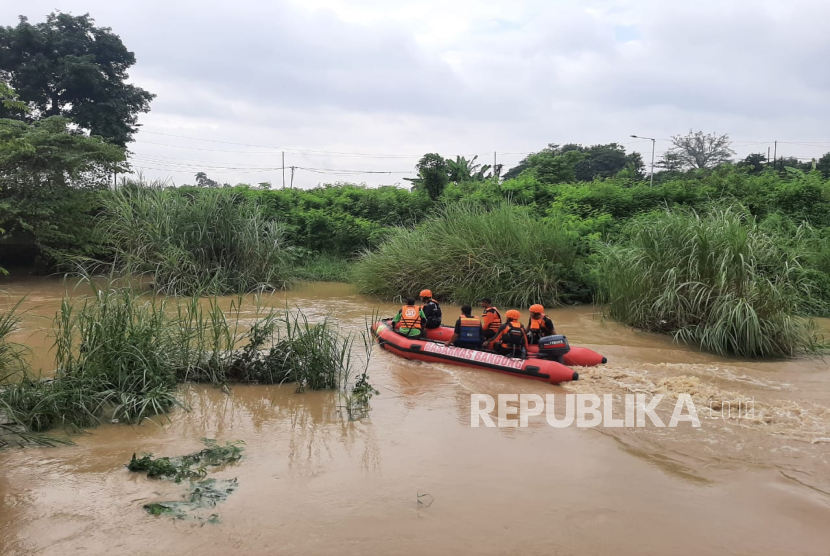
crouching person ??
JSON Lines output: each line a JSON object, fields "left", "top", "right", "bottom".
{"left": 486, "top": 309, "right": 528, "bottom": 358}
{"left": 393, "top": 298, "right": 426, "bottom": 338}
{"left": 445, "top": 305, "right": 483, "bottom": 350}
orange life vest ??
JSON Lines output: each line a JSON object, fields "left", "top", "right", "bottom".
{"left": 483, "top": 306, "right": 502, "bottom": 332}
{"left": 399, "top": 305, "right": 422, "bottom": 329}
{"left": 458, "top": 316, "right": 482, "bottom": 343}
{"left": 529, "top": 315, "right": 545, "bottom": 331}
{"left": 500, "top": 321, "right": 526, "bottom": 348}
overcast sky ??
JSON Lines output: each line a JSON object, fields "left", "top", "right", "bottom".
{"left": 3, "top": 0, "right": 830, "bottom": 188}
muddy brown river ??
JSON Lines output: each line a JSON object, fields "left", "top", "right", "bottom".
{"left": 1, "top": 277, "right": 830, "bottom": 555}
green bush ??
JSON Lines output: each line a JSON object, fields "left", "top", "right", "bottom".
{"left": 101, "top": 182, "right": 292, "bottom": 295}
{"left": 596, "top": 207, "right": 825, "bottom": 357}
{"left": 353, "top": 202, "right": 588, "bottom": 307}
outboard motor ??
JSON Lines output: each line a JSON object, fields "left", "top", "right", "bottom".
{"left": 536, "top": 335, "right": 570, "bottom": 363}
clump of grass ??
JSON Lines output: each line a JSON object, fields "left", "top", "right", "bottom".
{"left": 0, "top": 298, "right": 28, "bottom": 384}
{"left": 271, "top": 310, "right": 360, "bottom": 390}
{"left": 101, "top": 180, "right": 292, "bottom": 295}
{"left": 0, "top": 277, "right": 375, "bottom": 440}
{"left": 596, "top": 206, "right": 825, "bottom": 358}
{"left": 352, "top": 202, "right": 585, "bottom": 307}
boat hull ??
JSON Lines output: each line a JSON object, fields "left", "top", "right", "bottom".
{"left": 373, "top": 321, "right": 578, "bottom": 384}
{"left": 424, "top": 326, "right": 607, "bottom": 367}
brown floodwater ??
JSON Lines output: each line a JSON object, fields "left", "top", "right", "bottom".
{"left": 1, "top": 276, "right": 830, "bottom": 555}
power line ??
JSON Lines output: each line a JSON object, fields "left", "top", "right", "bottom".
{"left": 139, "top": 131, "right": 422, "bottom": 158}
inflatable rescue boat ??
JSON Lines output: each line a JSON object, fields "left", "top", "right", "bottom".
{"left": 424, "top": 326, "right": 607, "bottom": 367}
{"left": 372, "top": 320, "right": 580, "bottom": 384}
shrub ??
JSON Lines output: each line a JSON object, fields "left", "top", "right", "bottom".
{"left": 353, "top": 202, "right": 588, "bottom": 307}
{"left": 101, "top": 181, "right": 292, "bottom": 295}
{"left": 596, "top": 207, "right": 825, "bottom": 357}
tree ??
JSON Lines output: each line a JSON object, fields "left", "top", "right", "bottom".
{"left": 503, "top": 142, "right": 641, "bottom": 183}
{"left": 0, "top": 116, "right": 126, "bottom": 268}
{"left": 446, "top": 155, "right": 493, "bottom": 182}
{"left": 0, "top": 12, "right": 155, "bottom": 146}
{"left": 195, "top": 172, "right": 220, "bottom": 188}
{"left": 526, "top": 150, "right": 583, "bottom": 184}
{"left": 668, "top": 130, "right": 735, "bottom": 169}
{"left": 574, "top": 143, "right": 630, "bottom": 181}
{"left": 656, "top": 152, "right": 683, "bottom": 171}
{"left": 816, "top": 152, "right": 830, "bottom": 178}
{"left": 0, "top": 83, "right": 26, "bottom": 112}
{"left": 405, "top": 154, "right": 449, "bottom": 200}
{"left": 738, "top": 153, "right": 768, "bottom": 175}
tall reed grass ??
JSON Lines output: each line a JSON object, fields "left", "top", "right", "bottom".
{"left": 101, "top": 181, "right": 292, "bottom": 295}
{"left": 352, "top": 202, "right": 585, "bottom": 307}
{"left": 0, "top": 298, "right": 27, "bottom": 384}
{"left": 597, "top": 207, "right": 824, "bottom": 358}
{"left": 0, "top": 278, "right": 372, "bottom": 438}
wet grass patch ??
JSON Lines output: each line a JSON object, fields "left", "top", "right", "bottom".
{"left": 0, "top": 277, "right": 376, "bottom": 442}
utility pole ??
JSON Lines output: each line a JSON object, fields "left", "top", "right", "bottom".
{"left": 290, "top": 166, "right": 295, "bottom": 189}
{"left": 493, "top": 151, "right": 497, "bottom": 185}
{"left": 767, "top": 146, "right": 771, "bottom": 166}
{"left": 282, "top": 151, "right": 285, "bottom": 188}
{"left": 773, "top": 141, "right": 777, "bottom": 171}
{"left": 630, "top": 135, "right": 656, "bottom": 186}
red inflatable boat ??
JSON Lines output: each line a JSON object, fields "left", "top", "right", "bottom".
{"left": 372, "top": 320, "right": 579, "bottom": 384}
{"left": 423, "top": 326, "right": 607, "bottom": 367}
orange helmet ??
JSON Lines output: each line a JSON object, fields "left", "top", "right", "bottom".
{"left": 505, "top": 309, "right": 521, "bottom": 320}
{"left": 529, "top": 304, "right": 544, "bottom": 314}
{"left": 419, "top": 289, "right": 433, "bottom": 298}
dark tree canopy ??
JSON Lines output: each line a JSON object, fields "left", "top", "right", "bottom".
{"left": 0, "top": 12, "right": 155, "bottom": 146}
{"left": 738, "top": 153, "right": 768, "bottom": 175}
{"left": 405, "top": 153, "right": 450, "bottom": 200}
{"left": 817, "top": 152, "right": 830, "bottom": 178}
{"left": 502, "top": 143, "right": 643, "bottom": 183}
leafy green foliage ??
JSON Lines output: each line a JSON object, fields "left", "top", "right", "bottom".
{"left": 0, "top": 116, "right": 124, "bottom": 269}
{"left": 596, "top": 207, "right": 824, "bottom": 357}
{"left": 128, "top": 439, "right": 244, "bottom": 482}
{"left": 406, "top": 153, "right": 450, "bottom": 200}
{"left": 502, "top": 143, "right": 642, "bottom": 182}
{"left": 128, "top": 439, "right": 243, "bottom": 522}
{"left": 0, "top": 12, "right": 155, "bottom": 146}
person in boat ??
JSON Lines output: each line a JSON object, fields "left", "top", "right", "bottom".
{"left": 392, "top": 298, "right": 427, "bottom": 338}
{"left": 478, "top": 297, "right": 502, "bottom": 341}
{"left": 485, "top": 309, "right": 528, "bottom": 358}
{"left": 527, "top": 304, "right": 555, "bottom": 345}
{"left": 444, "top": 305, "right": 483, "bottom": 350}
{"left": 420, "top": 289, "right": 443, "bottom": 329}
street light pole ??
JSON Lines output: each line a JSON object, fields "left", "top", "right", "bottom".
{"left": 631, "top": 135, "right": 656, "bottom": 186}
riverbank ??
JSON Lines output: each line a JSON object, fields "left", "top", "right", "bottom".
{"left": 1, "top": 278, "right": 830, "bottom": 554}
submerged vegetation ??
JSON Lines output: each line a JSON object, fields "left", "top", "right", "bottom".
{"left": 128, "top": 439, "right": 244, "bottom": 482}
{"left": 597, "top": 208, "right": 825, "bottom": 357}
{"left": 128, "top": 438, "right": 243, "bottom": 521}
{"left": 0, "top": 278, "right": 375, "bottom": 444}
